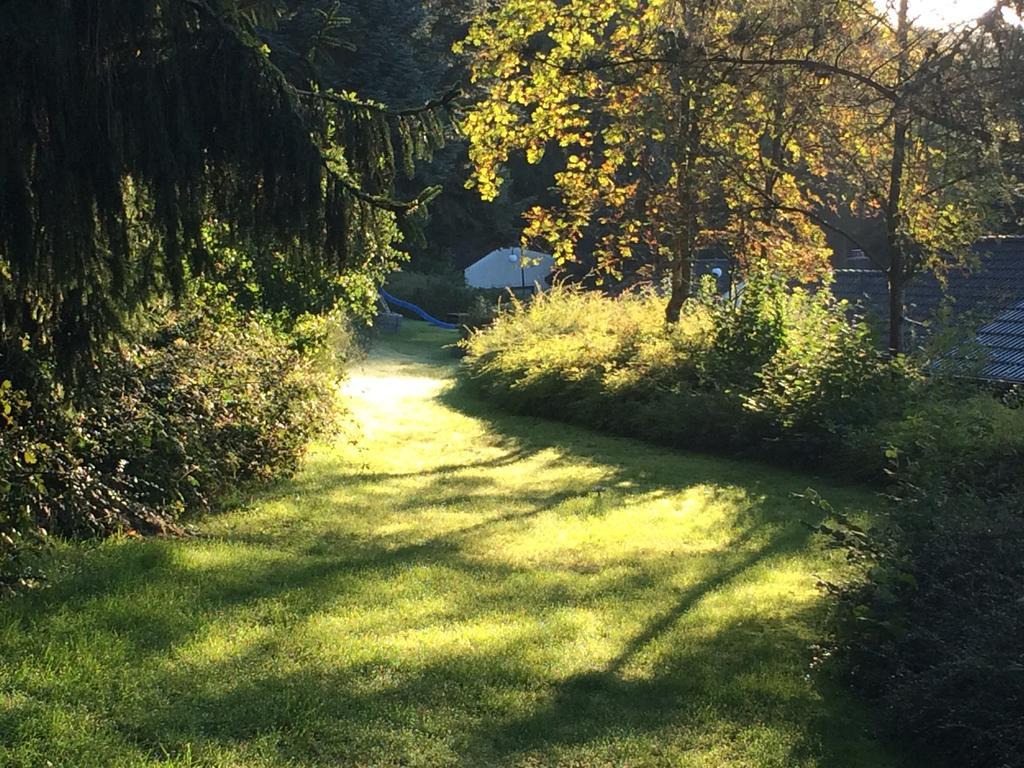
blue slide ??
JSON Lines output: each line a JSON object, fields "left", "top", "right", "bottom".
{"left": 379, "top": 289, "right": 459, "bottom": 330}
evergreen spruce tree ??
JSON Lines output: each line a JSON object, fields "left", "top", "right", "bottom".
{"left": 0, "top": 0, "right": 451, "bottom": 368}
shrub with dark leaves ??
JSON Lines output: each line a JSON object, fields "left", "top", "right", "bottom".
{"left": 812, "top": 443, "right": 1024, "bottom": 768}
{"left": 1, "top": 303, "right": 342, "bottom": 592}
{"left": 385, "top": 270, "right": 502, "bottom": 320}
{"left": 85, "top": 307, "right": 336, "bottom": 516}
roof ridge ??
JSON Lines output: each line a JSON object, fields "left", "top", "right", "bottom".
{"left": 976, "top": 234, "right": 1024, "bottom": 243}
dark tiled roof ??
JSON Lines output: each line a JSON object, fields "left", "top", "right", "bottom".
{"left": 833, "top": 237, "right": 1024, "bottom": 321}
{"left": 830, "top": 268, "right": 890, "bottom": 312}
{"left": 832, "top": 236, "right": 1024, "bottom": 383}
{"left": 975, "top": 298, "right": 1024, "bottom": 382}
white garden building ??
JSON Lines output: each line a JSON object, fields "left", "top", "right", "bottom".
{"left": 463, "top": 247, "right": 555, "bottom": 292}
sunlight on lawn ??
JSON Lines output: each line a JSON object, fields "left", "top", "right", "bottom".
{"left": 0, "top": 323, "right": 895, "bottom": 768}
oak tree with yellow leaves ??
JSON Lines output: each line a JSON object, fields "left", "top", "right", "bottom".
{"left": 457, "top": 0, "right": 1018, "bottom": 350}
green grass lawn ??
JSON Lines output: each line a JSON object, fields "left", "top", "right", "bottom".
{"left": 0, "top": 322, "right": 896, "bottom": 767}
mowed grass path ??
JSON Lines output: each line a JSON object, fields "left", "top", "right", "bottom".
{"left": 1, "top": 323, "right": 895, "bottom": 768}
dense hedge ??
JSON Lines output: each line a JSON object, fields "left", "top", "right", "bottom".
{"left": 1, "top": 301, "right": 348, "bottom": 592}
{"left": 460, "top": 284, "right": 1024, "bottom": 768}
{"left": 460, "top": 281, "right": 911, "bottom": 470}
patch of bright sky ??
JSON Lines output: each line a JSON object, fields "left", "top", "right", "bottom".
{"left": 881, "top": 0, "right": 1023, "bottom": 28}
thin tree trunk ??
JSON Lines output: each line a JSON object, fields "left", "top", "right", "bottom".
{"left": 885, "top": 0, "right": 910, "bottom": 355}
{"left": 888, "top": 261, "right": 907, "bottom": 354}
{"left": 665, "top": 236, "right": 694, "bottom": 323}
{"left": 886, "top": 114, "right": 909, "bottom": 355}
{"left": 666, "top": 78, "right": 701, "bottom": 324}
{"left": 756, "top": 84, "right": 786, "bottom": 266}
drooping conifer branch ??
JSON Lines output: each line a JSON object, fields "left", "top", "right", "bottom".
{"left": 0, "top": 0, "right": 452, "bottom": 368}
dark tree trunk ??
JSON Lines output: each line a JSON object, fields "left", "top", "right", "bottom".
{"left": 665, "top": 248, "right": 693, "bottom": 323}
{"left": 756, "top": 84, "right": 786, "bottom": 266}
{"left": 885, "top": 114, "right": 909, "bottom": 355}
{"left": 888, "top": 266, "right": 906, "bottom": 355}
{"left": 885, "top": 0, "right": 910, "bottom": 355}
{"left": 666, "top": 73, "right": 701, "bottom": 324}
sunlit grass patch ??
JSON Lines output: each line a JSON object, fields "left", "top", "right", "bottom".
{"left": 0, "top": 322, "right": 895, "bottom": 768}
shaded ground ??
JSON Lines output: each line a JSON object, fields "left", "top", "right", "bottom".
{"left": 0, "top": 322, "right": 895, "bottom": 767}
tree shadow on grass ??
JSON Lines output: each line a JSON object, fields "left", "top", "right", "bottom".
{"left": 253, "top": 446, "right": 539, "bottom": 505}
{"left": 0, "top": 365, "right": 890, "bottom": 767}
{"left": 1, "top": 485, "right": 581, "bottom": 651}
{"left": 438, "top": 380, "right": 871, "bottom": 503}
{"left": 2, "top": 501, "right": 884, "bottom": 767}
{"left": 105, "top": 526, "right": 786, "bottom": 763}
{"left": 94, "top": 523, "right": 881, "bottom": 767}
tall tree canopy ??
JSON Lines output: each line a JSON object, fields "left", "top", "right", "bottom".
{"left": 457, "top": 0, "right": 1022, "bottom": 343}
{"left": 0, "top": 0, "right": 449, "bottom": 366}
{"left": 457, "top": 0, "right": 863, "bottom": 320}
{"left": 790, "top": 0, "right": 1015, "bottom": 352}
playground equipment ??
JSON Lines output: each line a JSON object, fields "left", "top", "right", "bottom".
{"left": 378, "top": 289, "right": 459, "bottom": 330}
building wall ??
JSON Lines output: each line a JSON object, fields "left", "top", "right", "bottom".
{"left": 464, "top": 248, "right": 554, "bottom": 290}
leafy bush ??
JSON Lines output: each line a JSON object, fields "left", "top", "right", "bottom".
{"left": 1, "top": 380, "right": 56, "bottom": 592}
{"left": 1, "top": 301, "right": 345, "bottom": 592}
{"left": 200, "top": 220, "right": 401, "bottom": 324}
{"left": 384, "top": 270, "right": 502, "bottom": 320}
{"left": 461, "top": 282, "right": 900, "bottom": 464}
{"left": 88, "top": 305, "right": 338, "bottom": 515}
{"left": 802, "top": 343, "right": 1024, "bottom": 768}
{"left": 813, "top": 476, "right": 1024, "bottom": 768}
{"left": 1, "top": 371, "right": 175, "bottom": 594}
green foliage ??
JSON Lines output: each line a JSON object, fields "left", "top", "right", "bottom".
{"left": 811, "top": 432, "right": 1024, "bottom": 768}
{"left": 0, "top": 0, "right": 444, "bottom": 368}
{"left": 1, "top": 303, "right": 345, "bottom": 592}
{"left": 1, "top": 372, "right": 169, "bottom": 593}
{"left": 463, "top": 293, "right": 501, "bottom": 333}
{"left": 0, "top": 381, "right": 51, "bottom": 593}
{"left": 87, "top": 302, "right": 338, "bottom": 516}
{"left": 323, "top": 0, "right": 444, "bottom": 104}
{"left": 461, "top": 281, "right": 1024, "bottom": 482}
{"left": 198, "top": 220, "right": 405, "bottom": 325}
{"left": 384, "top": 270, "right": 502, "bottom": 320}
{"left": 461, "top": 282, "right": 901, "bottom": 463}
{"left": 744, "top": 287, "right": 911, "bottom": 437}
{"left": 701, "top": 274, "right": 789, "bottom": 392}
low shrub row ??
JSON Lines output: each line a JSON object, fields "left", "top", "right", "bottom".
{"left": 460, "top": 280, "right": 914, "bottom": 472}
{"left": 460, "top": 283, "right": 1024, "bottom": 768}
{"left": 384, "top": 270, "right": 503, "bottom": 321}
{"left": 1, "top": 298, "right": 349, "bottom": 593}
